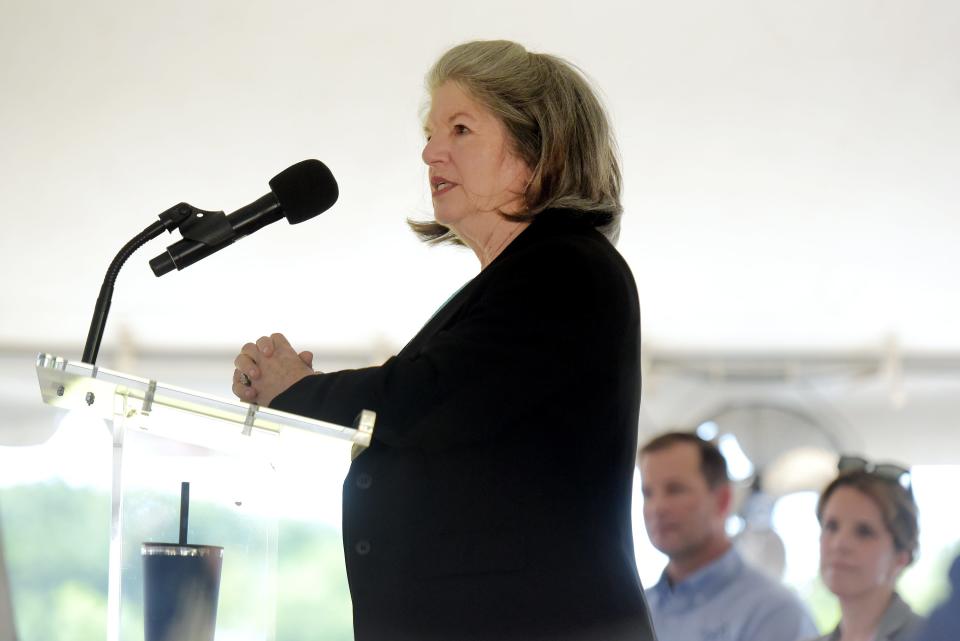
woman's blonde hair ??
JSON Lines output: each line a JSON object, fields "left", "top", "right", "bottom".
{"left": 410, "top": 40, "right": 622, "bottom": 244}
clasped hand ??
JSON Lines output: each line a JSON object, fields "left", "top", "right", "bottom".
{"left": 232, "top": 332, "right": 314, "bottom": 406}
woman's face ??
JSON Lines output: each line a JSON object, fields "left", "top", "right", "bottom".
{"left": 421, "top": 81, "right": 531, "bottom": 232}
{"left": 819, "top": 485, "right": 910, "bottom": 601}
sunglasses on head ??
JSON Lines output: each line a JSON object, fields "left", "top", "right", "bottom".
{"left": 838, "top": 455, "right": 912, "bottom": 494}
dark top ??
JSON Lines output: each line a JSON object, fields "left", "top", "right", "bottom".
{"left": 271, "top": 210, "right": 655, "bottom": 641}
{"left": 911, "top": 555, "right": 959, "bottom": 641}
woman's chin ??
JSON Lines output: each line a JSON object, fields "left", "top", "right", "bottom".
{"left": 432, "top": 206, "right": 473, "bottom": 230}
{"left": 825, "top": 577, "right": 889, "bottom": 601}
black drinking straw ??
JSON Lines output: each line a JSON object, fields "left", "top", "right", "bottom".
{"left": 179, "top": 481, "right": 189, "bottom": 545}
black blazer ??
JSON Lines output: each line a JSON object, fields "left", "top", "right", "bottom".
{"left": 271, "top": 210, "right": 656, "bottom": 641}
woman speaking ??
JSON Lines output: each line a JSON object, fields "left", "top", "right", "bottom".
{"left": 232, "top": 40, "right": 654, "bottom": 641}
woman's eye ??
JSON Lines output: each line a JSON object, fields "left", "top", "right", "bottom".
{"left": 855, "top": 524, "right": 876, "bottom": 538}
{"left": 454, "top": 124, "right": 469, "bottom": 135}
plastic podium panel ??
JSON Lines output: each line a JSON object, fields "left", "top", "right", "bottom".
{"left": 117, "top": 433, "right": 279, "bottom": 641}
{"left": 35, "top": 354, "right": 374, "bottom": 641}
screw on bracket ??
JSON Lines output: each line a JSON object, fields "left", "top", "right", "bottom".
{"left": 56, "top": 385, "right": 65, "bottom": 397}
{"left": 85, "top": 392, "right": 95, "bottom": 406}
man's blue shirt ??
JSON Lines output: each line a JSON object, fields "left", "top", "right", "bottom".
{"left": 646, "top": 547, "right": 819, "bottom": 641}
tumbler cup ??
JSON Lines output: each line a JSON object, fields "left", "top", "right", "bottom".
{"left": 142, "top": 543, "right": 223, "bottom": 641}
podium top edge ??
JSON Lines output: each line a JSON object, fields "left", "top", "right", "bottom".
{"left": 35, "top": 352, "right": 373, "bottom": 442}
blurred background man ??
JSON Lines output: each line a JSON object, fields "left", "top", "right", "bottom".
{"left": 638, "top": 432, "right": 817, "bottom": 641}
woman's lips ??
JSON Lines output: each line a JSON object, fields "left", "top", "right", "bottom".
{"left": 826, "top": 560, "right": 858, "bottom": 572}
{"left": 431, "top": 176, "right": 458, "bottom": 196}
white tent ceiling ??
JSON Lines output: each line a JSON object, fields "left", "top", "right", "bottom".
{"left": 1, "top": 0, "right": 958, "bottom": 357}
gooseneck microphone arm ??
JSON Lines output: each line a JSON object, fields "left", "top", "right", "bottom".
{"left": 81, "top": 204, "right": 195, "bottom": 364}
{"left": 81, "top": 222, "right": 167, "bottom": 365}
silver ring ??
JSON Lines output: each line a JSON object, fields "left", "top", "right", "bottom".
{"left": 239, "top": 373, "right": 252, "bottom": 387}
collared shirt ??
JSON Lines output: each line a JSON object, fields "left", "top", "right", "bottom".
{"left": 646, "top": 547, "right": 819, "bottom": 641}
{"left": 812, "top": 592, "right": 924, "bottom": 641}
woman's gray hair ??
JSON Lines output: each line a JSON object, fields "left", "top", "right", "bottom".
{"left": 410, "top": 40, "right": 623, "bottom": 244}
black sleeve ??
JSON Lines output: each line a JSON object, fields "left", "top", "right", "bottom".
{"left": 269, "top": 237, "right": 626, "bottom": 450}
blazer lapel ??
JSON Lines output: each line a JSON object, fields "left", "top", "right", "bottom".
{"left": 395, "top": 211, "right": 583, "bottom": 358}
{"left": 397, "top": 279, "right": 476, "bottom": 358}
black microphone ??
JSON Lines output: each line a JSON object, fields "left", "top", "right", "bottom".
{"left": 149, "top": 159, "right": 338, "bottom": 276}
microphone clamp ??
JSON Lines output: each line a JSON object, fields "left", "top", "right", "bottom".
{"left": 150, "top": 203, "right": 236, "bottom": 276}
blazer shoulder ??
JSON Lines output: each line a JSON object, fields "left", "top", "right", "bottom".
{"left": 497, "top": 222, "right": 633, "bottom": 282}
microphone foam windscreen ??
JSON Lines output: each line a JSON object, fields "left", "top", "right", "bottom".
{"left": 269, "top": 159, "right": 339, "bottom": 224}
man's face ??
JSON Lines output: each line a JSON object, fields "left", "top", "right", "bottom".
{"left": 639, "top": 443, "right": 727, "bottom": 561}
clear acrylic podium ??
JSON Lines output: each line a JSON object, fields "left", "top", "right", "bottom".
{"left": 35, "top": 353, "right": 374, "bottom": 641}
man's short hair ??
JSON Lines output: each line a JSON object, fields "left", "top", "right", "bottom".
{"left": 639, "top": 431, "right": 730, "bottom": 489}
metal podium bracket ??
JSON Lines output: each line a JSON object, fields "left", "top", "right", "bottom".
{"left": 141, "top": 379, "right": 157, "bottom": 416}
{"left": 243, "top": 404, "right": 258, "bottom": 436}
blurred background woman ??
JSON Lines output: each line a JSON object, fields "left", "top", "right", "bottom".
{"left": 812, "top": 456, "right": 923, "bottom": 641}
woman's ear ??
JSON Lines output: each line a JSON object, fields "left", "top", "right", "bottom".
{"left": 890, "top": 548, "right": 912, "bottom": 581}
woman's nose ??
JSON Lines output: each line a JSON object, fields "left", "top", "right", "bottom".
{"left": 827, "top": 529, "right": 853, "bottom": 552}
{"left": 422, "top": 135, "right": 445, "bottom": 165}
